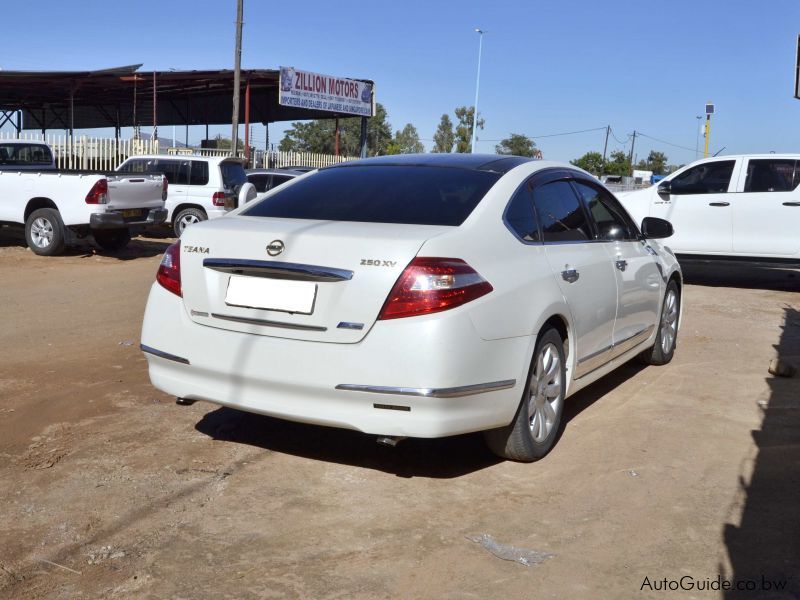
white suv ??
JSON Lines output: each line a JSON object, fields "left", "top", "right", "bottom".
{"left": 619, "top": 155, "right": 800, "bottom": 263}
{"left": 117, "top": 155, "right": 253, "bottom": 237}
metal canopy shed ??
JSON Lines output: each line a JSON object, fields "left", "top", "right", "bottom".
{"left": 0, "top": 65, "right": 373, "bottom": 147}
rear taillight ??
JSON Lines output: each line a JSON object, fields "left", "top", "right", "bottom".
{"left": 156, "top": 241, "right": 182, "bottom": 297}
{"left": 162, "top": 177, "right": 169, "bottom": 201}
{"left": 378, "top": 257, "right": 493, "bottom": 320}
{"left": 85, "top": 179, "right": 108, "bottom": 204}
{"left": 212, "top": 191, "right": 226, "bottom": 207}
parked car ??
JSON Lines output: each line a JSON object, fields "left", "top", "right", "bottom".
{"left": 245, "top": 168, "right": 303, "bottom": 194}
{"left": 117, "top": 155, "right": 255, "bottom": 237}
{"left": 140, "top": 154, "right": 682, "bottom": 461}
{"left": 618, "top": 154, "right": 800, "bottom": 263}
{"left": 0, "top": 140, "right": 167, "bottom": 255}
{"left": 278, "top": 165, "right": 316, "bottom": 173}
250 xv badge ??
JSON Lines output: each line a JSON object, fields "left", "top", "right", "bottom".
{"left": 360, "top": 259, "right": 397, "bottom": 267}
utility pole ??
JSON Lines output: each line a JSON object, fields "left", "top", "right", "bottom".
{"left": 601, "top": 125, "right": 610, "bottom": 175}
{"left": 628, "top": 130, "right": 637, "bottom": 177}
{"left": 231, "top": 0, "right": 243, "bottom": 156}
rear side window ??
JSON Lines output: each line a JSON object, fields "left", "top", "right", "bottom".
{"left": 0, "top": 143, "right": 52, "bottom": 166}
{"left": 670, "top": 160, "right": 735, "bottom": 194}
{"left": 155, "top": 160, "right": 188, "bottom": 185}
{"left": 573, "top": 181, "right": 637, "bottom": 241}
{"left": 744, "top": 159, "right": 798, "bottom": 192}
{"left": 247, "top": 174, "right": 270, "bottom": 193}
{"left": 532, "top": 180, "right": 591, "bottom": 242}
{"left": 243, "top": 165, "right": 501, "bottom": 226}
{"left": 504, "top": 183, "right": 540, "bottom": 242}
{"left": 220, "top": 161, "right": 248, "bottom": 189}
{"left": 190, "top": 161, "right": 209, "bottom": 186}
{"left": 271, "top": 175, "right": 293, "bottom": 189}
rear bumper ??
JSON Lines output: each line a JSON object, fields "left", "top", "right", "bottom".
{"left": 140, "top": 283, "right": 529, "bottom": 438}
{"left": 90, "top": 207, "right": 167, "bottom": 229}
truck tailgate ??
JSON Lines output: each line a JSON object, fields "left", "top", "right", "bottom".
{"left": 107, "top": 174, "right": 165, "bottom": 211}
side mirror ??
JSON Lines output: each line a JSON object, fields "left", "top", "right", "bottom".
{"left": 657, "top": 180, "right": 672, "bottom": 195}
{"left": 641, "top": 216, "right": 674, "bottom": 239}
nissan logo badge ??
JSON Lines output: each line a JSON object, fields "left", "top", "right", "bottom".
{"left": 266, "top": 240, "right": 285, "bottom": 257}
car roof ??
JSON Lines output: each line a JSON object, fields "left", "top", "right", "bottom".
{"left": 124, "top": 154, "right": 243, "bottom": 165}
{"left": 246, "top": 169, "right": 303, "bottom": 176}
{"left": 324, "top": 153, "right": 539, "bottom": 174}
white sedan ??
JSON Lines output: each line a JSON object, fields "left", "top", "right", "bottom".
{"left": 140, "top": 154, "right": 682, "bottom": 461}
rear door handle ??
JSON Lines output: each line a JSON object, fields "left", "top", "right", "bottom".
{"left": 782, "top": 201, "right": 800, "bottom": 207}
{"left": 709, "top": 202, "right": 730, "bottom": 207}
{"left": 561, "top": 268, "right": 580, "bottom": 283}
{"left": 615, "top": 259, "right": 627, "bottom": 272}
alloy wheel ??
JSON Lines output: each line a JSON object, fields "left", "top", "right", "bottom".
{"left": 527, "top": 342, "right": 563, "bottom": 443}
{"left": 660, "top": 289, "right": 679, "bottom": 355}
{"left": 30, "top": 217, "right": 54, "bottom": 248}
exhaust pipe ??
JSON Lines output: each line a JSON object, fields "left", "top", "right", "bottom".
{"left": 176, "top": 397, "right": 196, "bottom": 406}
{"left": 376, "top": 435, "right": 406, "bottom": 447}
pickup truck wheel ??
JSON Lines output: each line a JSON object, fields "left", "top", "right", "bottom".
{"left": 639, "top": 280, "right": 680, "bottom": 366}
{"left": 173, "top": 208, "right": 207, "bottom": 237}
{"left": 25, "top": 208, "right": 66, "bottom": 256}
{"left": 484, "top": 327, "right": 565, "bottom": 462}
{"left": 93, "top": 228, "right": 131, "bottom": 252}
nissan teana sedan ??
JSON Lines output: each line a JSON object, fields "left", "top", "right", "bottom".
{"left": 141, "top": 154, "right": 682, "bottom": 462}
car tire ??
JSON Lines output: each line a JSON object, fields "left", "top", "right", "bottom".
{"left": 173, "top": 207, "right": 207, "bottom": 237}
{"left": 93, "top": 228, "right": 131, "bottom": 252}
{"left": 484, "top": 327, "right": 566, "bottom": 462}
{"left": 25, "top": 208, "right": 66, "bottom": 256}
{"left": 639, "top": 280, "right": 680, "bottom": 366}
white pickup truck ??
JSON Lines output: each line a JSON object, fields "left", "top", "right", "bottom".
{"left": 0, "top": 140, "right": 168, "bottom": 255}
{"left": 618, "top": 154, "right": 800, "bottom": 265}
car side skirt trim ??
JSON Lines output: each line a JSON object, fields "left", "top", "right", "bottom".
{"left": 574, "top": 325, "right": 654, "bottom": 379}
{"left": 140, "top": 344, "right": 190, "bottom": 365}
{"left": 335, "top": 379, "right": 517, "bottom": 399}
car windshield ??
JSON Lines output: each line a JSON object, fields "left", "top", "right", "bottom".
{"left": 242, "top": 165, "right": 501, "bottom": 226}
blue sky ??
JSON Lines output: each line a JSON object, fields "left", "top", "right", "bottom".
{"left": 2, "top": 0, "right": 799, "bottom": 165}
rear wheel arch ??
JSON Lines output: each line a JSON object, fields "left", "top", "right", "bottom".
{"left": 170, "top": 203, "right": 207, "bottom": 222}
{"left": 24, "top": 197, "right": 58, "bottom": 222}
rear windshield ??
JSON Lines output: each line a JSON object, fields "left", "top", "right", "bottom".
{"left": 242, "top": 165, "right": 501, "bottom": 226}
{"left": 0, "top": 143, "right": 53, "bottom": 166}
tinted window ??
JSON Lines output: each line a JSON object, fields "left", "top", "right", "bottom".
{"left": 573, "top": 181, "right": 637, "bottom": 241}
{"left": 670, "top": 160, "right": 734, "bottom": 194}
{"left": 190, "top": 161, "right": 209, "bottom": 186}
{"left": 744, "top": 159, "right": 798, "bottom": 192}
{"left": 118, "top": 158, "right": 153, "bottom": 173}
{"left": 505, "top": 183, "right": 540, "bottom": 242}
{"left": 155, "top": 159, "right": 188, "bottom": 185}
{"left": 270, "top": 175, "right": 293, "bottom": 189}
{"left": 247, "top": 174, "right": 270, "bottom": 193}
{"left": 220, "top": 161, "right": 248, "bottom": 189}
{"left": 532, "top": 180, "right": 591, "bottom": 242}
{"left": 243, "top": 165, "right": 501, "bottom": 226}
{"left": 0, "top": 143, "right": 52, "bottom": 165}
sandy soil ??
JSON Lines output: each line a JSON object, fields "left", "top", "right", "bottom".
{"left": 0, "top": 231, "right": 798, "bottom": 599}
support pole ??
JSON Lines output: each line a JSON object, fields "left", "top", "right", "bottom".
{"left": 231, "top": 0, "right": 243, "bottom": 156}
{"left": 244, "top": 79, "right": 251, "bottom": 165}
{"left": 335, "top": 116, "right": 340, "bottom": 157}
{"left": 601, "top": 125, "right": 610, "bottom": 176}
{"left": 628, "top": 130, "right": 637, "bottom": 177}
{"left": 703, "top": 114, "right": 711, "bottom": 158}
{"left": 152, "top": 71, "right": 158, "bottom": 144}
{"left": 359, "top": 116, "right": 368, "bottom": 158}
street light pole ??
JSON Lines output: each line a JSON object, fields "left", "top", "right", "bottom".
{"left": 470, "top": 28, "right": 485, "bottom": 154}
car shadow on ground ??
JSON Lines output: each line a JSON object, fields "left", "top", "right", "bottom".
{"left": 721, "top": 306, "right": 800, "bottom": 597}
{"left": 680, "top": 262, "right": 800, "bottom": 292}
{"left": 193, "top": 361, "right": 649, "bottom": 478}
{"left": 0, "top": 226, "right": 170, "bottom": 259}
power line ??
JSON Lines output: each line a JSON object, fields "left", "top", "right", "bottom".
{"left": 480, "top": 126, "right": 607, "bottom": 142}
{"left": 636, "top": 132, "right": 697, "bottom": 153}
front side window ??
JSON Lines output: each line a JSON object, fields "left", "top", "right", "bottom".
{"left": 532, "top": 180, "right": 591, "bottom": 242}
{"left": 243, "top": 165, "right": 500, "bottom": 226}
{"left": 573, "top": 181, "right": 637, "bottom": 241}
{"left": 670, "top": 160, "right": 735, "bottom": 194}
{"left": 504, "top": 182, "right": 540, "bottom": 242}
{"left": 744, "top": 159, "right": 798, "bottom": 193}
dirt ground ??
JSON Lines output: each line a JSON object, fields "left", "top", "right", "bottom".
{"left": 0, "top": 231, "right": 798, "bottom": 599}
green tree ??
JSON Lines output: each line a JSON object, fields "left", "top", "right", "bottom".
{"left": 571, "top": 151, "right": 604, "bottom": 175}
{"left": 645, "top": 150, "right": 668, "bottom": 175}
{"left": 454, "top": 106, "right": 484, "bottom": 153}
{"left": 213, "top": 134, "right": 243, "bottom": 150}
{"left": 387, "top": 123, "right": 424, "bottom": 155}
{"left": 604, "top": 150, "right": 631, "bottom": 176}
{"left": 432, "top": 114, "right": 455, "bottom": 153}
{"left": 496, "top": 133, "right": 539, "bottom": 157}
{"left": 279, "top": 103, "right": 392, "bottom": 156}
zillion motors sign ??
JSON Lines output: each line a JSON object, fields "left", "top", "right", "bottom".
{"left": 278, "top": 67, "right": 375, "bottom": 117}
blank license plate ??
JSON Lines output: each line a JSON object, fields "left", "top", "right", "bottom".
{"left": 225, "top": 276, "right": 317, "bottom": 314}
{"left": 122, "top": 209, "right": 142, "bottom": 218}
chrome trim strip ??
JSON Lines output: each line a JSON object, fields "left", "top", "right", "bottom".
{"left": 211, "top": 313, "right": 328, "bottom": 332}
{"left": 574, "top": 325, "right": 655, "bottom": 379}
{"left": 140, "top": 344, "right": 190, "bottom": 365}
{"left": 204, "top": 258, "right": 353, "bottom": 282}
{"left": 610, "top": 325, "right": 655, "bottom": 360}
{"left": 335, "top": 379, "right": 516, "bottom": 398}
